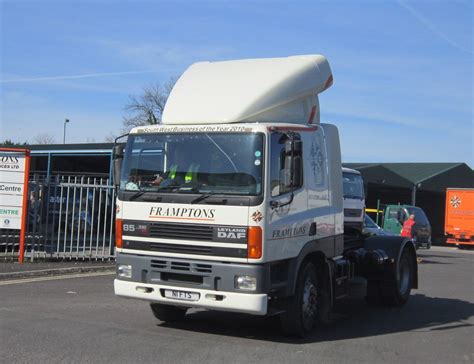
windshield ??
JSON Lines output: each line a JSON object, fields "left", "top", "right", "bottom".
{"left": 120, "top": 132, "right": 264, "bottom": 195}
{"left": 343, "top": 172, "right": 364, "bottom": 199}
{"left": 364, "top": 214, "right": 379, "bottom": 228}
{"left": 407, "top": 207, "right": 429, "bottom": 225}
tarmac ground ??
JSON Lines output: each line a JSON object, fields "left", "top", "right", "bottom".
{"left": 0, "top": 259, "right": 114, "bottom": 280}
{"left": 0, "top": 246, "right": 473, "bottom": 363}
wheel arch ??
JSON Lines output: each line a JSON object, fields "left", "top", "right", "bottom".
{"left": 285, "top": 241, "right": 332, "bottom": 298}
{"left": 363, "top": 235, "right": 418, "bottom": 289}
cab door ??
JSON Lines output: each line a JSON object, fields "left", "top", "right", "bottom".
{"left": 383, "top": 206, "right": 404, "bottom": 234}
{"left": 266, "top": 131, "right": 308, "bottom": 261}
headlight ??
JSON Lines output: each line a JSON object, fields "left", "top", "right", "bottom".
{"left": 118, "top": 264, "right": 132, "bottom": 278}
{"left": 234, "top": 275, "right": 257, "bottom": 291}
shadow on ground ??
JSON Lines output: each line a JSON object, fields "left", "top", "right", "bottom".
{"left": 418, "top": 259, "right": 452, "bottom": 265}
{"left": 160, "top": 294, "right": 474, "bottom": 344}
{"left": 418, "top": 254, "right": 465, "bottom": 260}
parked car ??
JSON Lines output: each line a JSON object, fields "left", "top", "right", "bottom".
{"left": 382, "top": 204, "right": 432, "bottom": 249}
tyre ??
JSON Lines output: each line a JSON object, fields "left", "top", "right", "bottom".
{"left": 280, "top": 262, "right": 329, "bottom": 337}
{"left": 380, "top": 248, "right": 415, "bottom": 306}
{"left": 365, "top": 279, "right": 381, "bottom": 305}
{"left": 150, "top": 303, "right": 187, "bottom": 322}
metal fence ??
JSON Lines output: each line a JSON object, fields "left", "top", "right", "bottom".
{"left": 0, "top": 175, "right": 116, "bottom": 261}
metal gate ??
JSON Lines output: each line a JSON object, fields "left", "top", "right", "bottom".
{"left": 0, "top": 175, "right": 116, "bottom": 261}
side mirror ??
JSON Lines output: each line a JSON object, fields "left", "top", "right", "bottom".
{"left": 293, "top": 155, "right": 302, "bottom": 186}
{"left": 285, "top": 139, "right": 302, "bottom": 154}
{"left": 283, "top": 139, "right": 302, "bottom": 189}
{"left": 112, "top": 145, "right": 124, "bottom": 188}
{"left": 281, "top": 162, "right": 292, "bottom": 188}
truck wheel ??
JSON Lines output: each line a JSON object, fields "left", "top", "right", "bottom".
{"left": 365, "top": 280, "right": 381, "bottom": 305}
{"left": 381, "top": 248, "right": 415, "bottom": 306}
{"left": 150, "top": 303, "right": 187, "bottom": 322}
{"left": 280, "top": 262, "right": 322, "bottom": 337}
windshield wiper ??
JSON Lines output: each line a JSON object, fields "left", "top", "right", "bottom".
{"left": 177, "top": 185, "right": 200, "bottom": 193}
{"left": 128, "top": 190, "right": 147, "bottom": 201}
{"left": 191, "top": 192, "right": 219, "bottom": 204}
{"left": 128, "top": 186, "right": 175, "bottom": 201}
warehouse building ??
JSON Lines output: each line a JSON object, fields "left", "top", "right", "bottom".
{"left": 344, "top": 163, "right": 474, "bottom": 244}
{"left": 22, "top": 144, "right": 474, "bottom": 245}
{"left": 28, "top": 143, "right": 115, "bottom": 179}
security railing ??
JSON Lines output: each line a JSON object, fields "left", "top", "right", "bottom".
{"left": 0, "top": 175, "right": 116, "bottom": 261}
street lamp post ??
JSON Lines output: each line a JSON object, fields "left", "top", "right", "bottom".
{"left": 63, "top": 118, "right": 70, "bottom": 144}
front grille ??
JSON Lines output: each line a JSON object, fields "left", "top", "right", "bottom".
{"left": 195, "top": 264, "right": 212, "bottom": 273}
{"left": 344, "top": 208, "right": 363, "bottom": 218}
{"left": 124, "top": 240, "right": 247, "bottom": 258}
{"left": 150, "top": 260, "right": 167, "bottom": 269}
{"left": 170, "top": 261, "right": 191, "bottom": 271}
{"left": 150, "top": 242, "right": 213, "bottom": 255}
{"left": 150, "top": 259, "right": 213, "bottom": 274}
{"left": 149, "top": 223, "right": 213, "bottom": 241}
{"left": 161, "top": 272, "right": 203, "bottom": 284}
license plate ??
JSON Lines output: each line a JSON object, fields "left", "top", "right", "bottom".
{"left": 164, "top": 289, "right": 199, "bottom": 302}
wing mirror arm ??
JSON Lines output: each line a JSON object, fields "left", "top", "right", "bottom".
{"left": 112, "top": 133, "right": 128, "bottom": 189}
{"left": 271, "top": 137, "right": 301, "bottom": 209}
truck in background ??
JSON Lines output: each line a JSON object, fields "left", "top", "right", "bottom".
{"left": 342, "top": 167, "right": 365, "bottom": 234}
{"left": 113, "top": 55, "right": 418, "bottom": 337}
{"left": 445, "top": 188, "right": 474, "bottom": 248}
{"left": 382, "top": 204, "right": 431, "bottom": 249}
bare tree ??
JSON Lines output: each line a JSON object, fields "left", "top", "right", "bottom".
{"left": 33, "top": 133, "right": 56, "bottom": 144}
{"left": 104, "top": 133, "right": 117, "bottom": 143}
{"left": 0, "top": 139, "right": 28, "bottom": 147}
{"left": 122, "top": 77, "right": 177, "bottom": 131}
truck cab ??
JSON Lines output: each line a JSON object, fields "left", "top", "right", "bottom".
{"left": 115, "top": 121, "right": 343, "bottom": 316}
{"left": 342, "top": 167, "right": 365, "bottom": 233}
{"left": 113, "top": 55, "right": 418, "bottom": 337}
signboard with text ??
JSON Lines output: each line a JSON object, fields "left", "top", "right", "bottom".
{"left": 0, "top": 148, "right": 30, "bottom": 262}
{"left": 0, "top": 152, "right": 28, "bottom": 229}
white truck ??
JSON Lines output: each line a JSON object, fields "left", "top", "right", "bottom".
{"left": 342, "top": 167, "right": 365, "bottom": 233}
{"left": 113, "top": 55, "right": 418, "bottom": 337}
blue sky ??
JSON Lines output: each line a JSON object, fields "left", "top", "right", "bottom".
{"left": 1, "top": 0, "right": 472, "bottom": 166}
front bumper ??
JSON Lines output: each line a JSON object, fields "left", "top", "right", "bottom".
{"left": 115, "top": 252, "right": 270, "bottom": 315}
{"left": 115, "top": 252, "right": 270, "bottom": 293}
{"left": 114, "top": 279, "right": 268, "bottom": 315}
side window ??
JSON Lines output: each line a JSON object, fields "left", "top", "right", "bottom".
{"left": 388, "top": 207, "right": 404, "bottom": 223}
{"left": 270, "top": 132, "right": 302, "bottom": 197}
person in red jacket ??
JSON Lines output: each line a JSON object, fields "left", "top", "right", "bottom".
{"left": 400, "top": 214, "right": 416, "bottom": 239}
